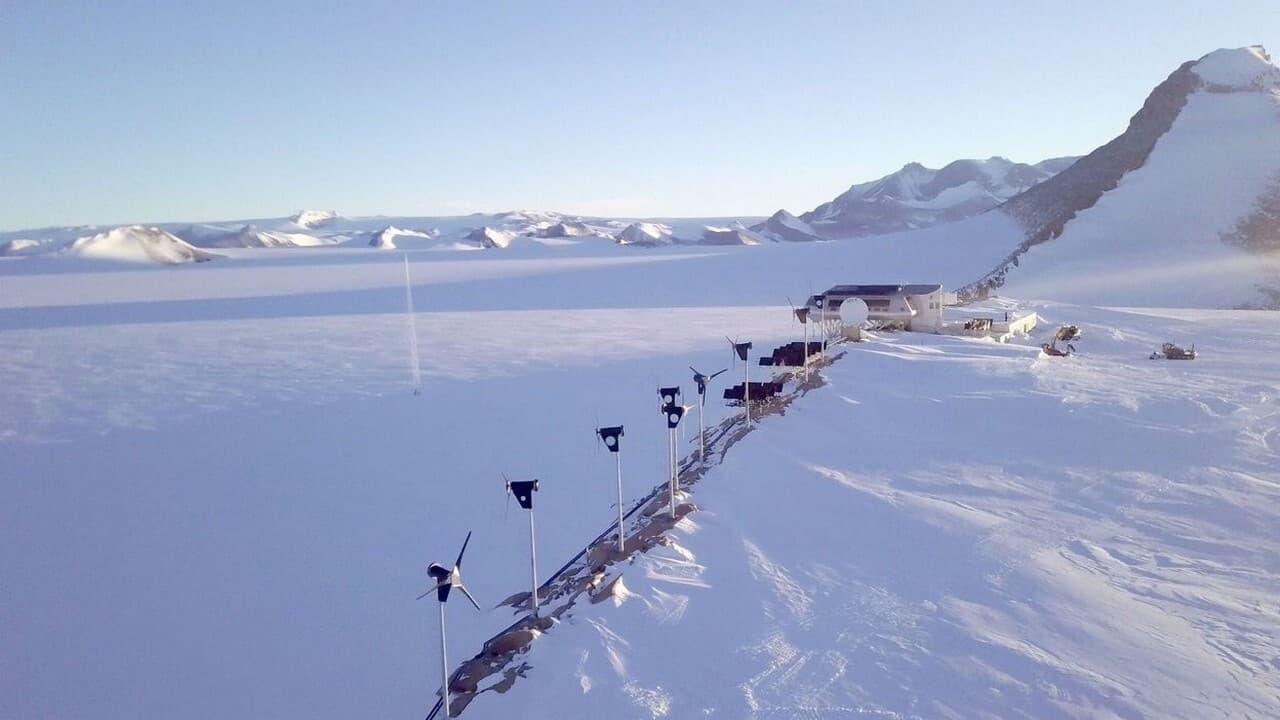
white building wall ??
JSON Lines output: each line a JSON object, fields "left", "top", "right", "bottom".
{"left": 864, "top": 296, "right": 916, "bottom": 325}
{"left": 906, "top": 290, "right": 944, "bottom": 331}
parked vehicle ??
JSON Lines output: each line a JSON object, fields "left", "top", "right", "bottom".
{"left": 1150, "top": 342, "right": 1197, "bottom": 360}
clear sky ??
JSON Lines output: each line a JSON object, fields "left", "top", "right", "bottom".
{"left": 2, "top": 1, "right": 1277, "bottom": 230}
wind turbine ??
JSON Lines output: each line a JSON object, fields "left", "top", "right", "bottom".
{"left": 815, "top": 292, "right": 827, "bottom": 363}
{"left": 659, "top": 387, "right": 689, "bottom": 518}
{"left": 504, "top": 477, "right": 540, "bottom": 614}
{"left": 690, "top": 366, "right": 727, "bottom": 462}
{"left": 596, "top": 425, "right": 626, "bottom": 552}
{"left": 788, "top": 296, "right": 811, "bottom": 380}
{"left": 418, "top": 532, "right": 481, "bottom": 718}
{"left": 727, "top": 338, "right": 753, "bottom": 425}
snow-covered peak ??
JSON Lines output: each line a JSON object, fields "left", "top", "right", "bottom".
{"left": 614, "top": 222, "right": 673, "bottom": 246}
{"left": 289, "top": 209, "right": 339, "bottom": 229}
{"left": 700, "top": 225, "right": 765, "bottom": 245}
{"left": 369, "top": 226, "right": 404, "bottom": 249}
{"left": 369, "top": 225, "right": 437, "bottom": 249}
{"left": 66, "top": 225, "right": 220, "bottom": 264}
{"left": 1193, "top": 46, "right": 1280, "bottom": 90}
{"left": 465, "top": 226, "right": 515, "bottom": 249}
{"left": 751, "top": 209, "right": 820, "bottom": 242}
{"left": 0, "top": 238, "right": 47, "bottom": 256}
{"left": 494, "top": 209, "right": 563, "bottom": 224}
{"left": 535, "top": 220, "right": 594, "bottom": 239}
{"left": 192, "top": 224, "right": 330, "bottom": 249}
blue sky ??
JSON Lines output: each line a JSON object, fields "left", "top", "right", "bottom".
{"left": 1, "top": 1, "right": 1277, "bottom": 229}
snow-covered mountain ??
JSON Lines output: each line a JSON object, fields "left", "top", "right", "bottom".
{"left": 534, "top": 220, "right": 594, "bottom": 239}
{"left": 786, "top": 156, "right": 1075, "bottom": 239}
{"left": 289, "top": 209, "right": 339, "bottom": 229}
{"left": 969, "top": 45, "right": 1280, "bottom": 306}
{"left": 699, "top": 224, "right": 766, "bottom": 245}
{"left": 465, "top": 226, "right": 516, "bottom": 249}
{"left": 192, "top": 224, "right": 332, "bottom": 249}
{"left": 367, "top": 226, "right": 439, "bottom": 250}
{"left": 0, "top": 238, "right": 52, "bottom": 257}
{"left": 614, "top": 221, "right": 673, "bottom": 246}
{"left": 752, "top": 209, "right": 821, "bottom": 243}
{"left": 65, "top": 225, "right": 220, "bottom": 263}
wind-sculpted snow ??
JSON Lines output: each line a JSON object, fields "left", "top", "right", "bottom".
{"left": 1194, "top": 45, "right": 1280, "bottom": 91}
{"left": 1, "top": 242, "right": 1277, "bottom": 719}
{"left": 497, "top": 306, "right": 1280, "bottom": 720}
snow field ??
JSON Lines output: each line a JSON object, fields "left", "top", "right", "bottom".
{"left": 491, "top": 305, "right": 1280, "bottom": 719}
{"left": 2, "top": 228, "right": 1277, "bottom": 720}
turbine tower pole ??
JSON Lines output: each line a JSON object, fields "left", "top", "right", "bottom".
{"left": 820, "top": 295, "right": 827, "bottom": 363}
{"left": 438, "top": 602, "right": 450, "bottom": 718}
{"left": 802, "top": 310, "right": 809, "bottom": 380}
{"left": 528, "top": 505, "right": 538, "bottom": 613}
{"left": 670, "top": 420, "right": 680, "bottom": 515}
{"left": 615, "top": 450, "right": 625, "bottom": 552}
{"left": 697, "top": 394, "right": 706, "bottom": 463}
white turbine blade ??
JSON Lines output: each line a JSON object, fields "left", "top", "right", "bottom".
{"left": 456, "top": 583, "right": 482, "bottom": 611}
{"left": 416, "top": 577, "right": 449, "bottom": 600}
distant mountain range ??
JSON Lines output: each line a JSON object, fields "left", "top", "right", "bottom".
{"left": 757, "top": 156, "right": 1077, "bottom": 241}
{"left": 2, "top": 47, "right": 1278, "bottom": 306}
{"left": 0, "top": 211, "right": 773, "bottom": 259}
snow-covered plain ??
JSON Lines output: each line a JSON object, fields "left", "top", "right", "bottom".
{"left": 2, "top": 234, "right": 1278, "bottom": 719}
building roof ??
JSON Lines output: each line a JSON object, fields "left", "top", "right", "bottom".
{"left": 825, "top": 283, "right": 942, "bottom": 297}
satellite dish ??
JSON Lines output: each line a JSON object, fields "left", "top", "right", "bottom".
{"left": 839, "top": 297, "right": 869, "bottom": 326}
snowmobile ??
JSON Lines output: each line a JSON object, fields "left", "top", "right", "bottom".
{"left": 1150, "top": 342, "right": 1197, "bottom": 360}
